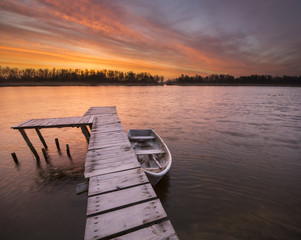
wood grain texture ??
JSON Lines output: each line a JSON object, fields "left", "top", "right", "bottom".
{"left": 88, "top": 168, "right": 148, "bottom": 196}
{"left": 111, "top": 220, "right": 178, "bottom": 240}
{"left": 84, "top": 199, "right": 167, "bottom": 240}
{"left": 87, "top": 184, "right": 156, "bottom": 215}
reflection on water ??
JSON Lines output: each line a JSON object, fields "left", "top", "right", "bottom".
{"left": 154, "top": 173, "right": 170, "bottom": 206}
{"left": 0, "top": 86, "right": 301, "bottom": 240}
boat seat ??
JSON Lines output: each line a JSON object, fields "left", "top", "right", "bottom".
{"left": 129, "top": 136, "right": 155, "bottom": 141}
{"left": 134, "top": 149, "right": 165, "bottom": 155}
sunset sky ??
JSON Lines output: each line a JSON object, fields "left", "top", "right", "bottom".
{"left": 0, "top": 0, "right": 300, "bottom": 78}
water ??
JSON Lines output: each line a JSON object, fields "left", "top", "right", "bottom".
{"left": 0, "top": 86, "right": 300, "bottom": 239}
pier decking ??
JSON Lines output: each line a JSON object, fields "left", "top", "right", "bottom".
{"left": 12, "top": 106, "right": 178, "bottom": 240}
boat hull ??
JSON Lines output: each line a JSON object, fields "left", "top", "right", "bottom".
{"left": 128, "top": 129, "right": 172, "bottom": 185}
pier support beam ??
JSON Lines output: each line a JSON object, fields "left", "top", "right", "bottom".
{"left": 18, "top": 129, "right": 40, "bottom": 161}
{"left": 81, "top": 126, "right": 90, "bottom": 143}
{"left": 35, "top": 128, "right": 48, "bottom": 149}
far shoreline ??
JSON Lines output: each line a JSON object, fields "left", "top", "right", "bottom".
{"left": 0, "top": 82, "right": 300, "bottom": 87}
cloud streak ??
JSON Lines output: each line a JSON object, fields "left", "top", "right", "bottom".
{"left": 0, "top": 0, "right": 300, "bottom": 78}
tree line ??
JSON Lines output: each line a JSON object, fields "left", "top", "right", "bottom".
{"left": 0, "top": 66, "right": 300, "bottom": 86}
{"left": 166, "top": 74, "right": 301, "bottom": 85}
{"left": 0, "top": 66, "right": 164, "bottom": 85}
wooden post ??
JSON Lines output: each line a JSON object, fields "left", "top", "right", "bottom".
{"left": 55, "top": 138, "right": 60, "bottom": 151}
{"left": 11, "top": 152, "right": 19, "bottom": 165}
{"left": 35, "top": 128, "right": 48, "bottom": 149}
{"left": 18, "top": 129, "right": 40, "bottom": 161}
{"left": 42, "top": 148, "right": 49, "bottom": 163}
{"left": 66, "top": 144, "right": 71, "bottom": 157}
{"left": 81, "top": 126, "right": 90, "bottom": 143}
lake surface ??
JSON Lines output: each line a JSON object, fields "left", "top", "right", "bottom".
{"left": 0, "top": 86, "right": 300, "bottom": 240}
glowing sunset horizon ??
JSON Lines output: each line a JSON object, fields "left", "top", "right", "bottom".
{"left": 0, "top": 0, "right": 300, "bottom": 79}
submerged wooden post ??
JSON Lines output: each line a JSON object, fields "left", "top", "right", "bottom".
{"left": 55, "top": 138, "right": 60, "bottom": 151}
{"left": 81, "top": 126, "right": 90, "bottom": 143}
{"left": 11, "top": 152, "right": 19, "bottom": 165}
{"left": 35, "top": 128, "right": 48, "bottom": 149}
{"left": 42, "top": 148, "right": 49, "bottom": 163}
{"left": 18, "top": 129, "right": 40, "bottom": 161}
{"left": 66, "top": 144, "right": 71, "bottom": 157}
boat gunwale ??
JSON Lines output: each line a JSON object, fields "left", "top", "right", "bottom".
{"left": 128, "top": 129, "right": 172, "bottom": 178}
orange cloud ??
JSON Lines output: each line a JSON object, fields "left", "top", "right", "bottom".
{"left": 0, "top": 0, "right": 300, "bottom": 78}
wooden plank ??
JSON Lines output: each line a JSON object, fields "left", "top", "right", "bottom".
{"left": 93, "top": 115, "right": 120, "bottom": 123}
{"left": 87, "top": 144, "right": 133, "bottom": 153}
{"left": 88, "top": 142, "right": 131, "bottom": 151}
{"left": 14, "top": 116, "right": 90, "bottom": 129}
{"left": 86, "top": 149, "right": 136, "bottom": 161}
{"left": 85, "top": 161, "right": 140, "bottom": 178}
{"left": 89, "top": 138, "right": 129, "bottom": 146}
{"left": 35, "top": 128, "right": 48, "bottom": 149}
{"left": 87, "top": 184, "right": 156, "bottom": 216}
{"left": 45, "top": 118, "right": 60, "bottom": 126}
{"left": 18, "top": 129, "right": 40, "bottom": 161}
{"left": 129, "top": 136, "right": 155, "bottom": 141}
{"left": 38, "top": 118, "right": 54, "bottom": 126}
{"left": 26, "top": 119, "right": 45, "bottom": 127}
{"left": 134, "top": 149, "right": 166, "bottom": 155}
{"left": 92, "top": 127, "right": 126, "bottom": 134}
{"left": 12, "top": 118, "right": 33, "bottom": 129}
{"left": 111, "top": 220, "right": 178, "bottom": 240}
{"left": 81, "top": 126, "right": 90, "bottom": 143}
{"left": 78, "top": 116, "right": 90, "bottom": 124}
{"left": 85, "top": 157, "right": 138, "bottom": 170}
{"left": 76, "top": 182, "right": 89, "bottom": 195}
{"left": 84, "top": 199, "right": 167, "bottom": 240}
{"left": 84, "top": 106, "right": 117, "bottom": 116}
{"left": 86, "top": 151, "right": 136, "bottom": 164}
{"left": 91, "top": 127, "right": 124, "bottom": 134}
{"left": 90, "top": 136, "right": 128, "bottom": 144}
{"left": 20, "top": 119, "right": 42, "bottom": 128}
{"left": 87, "top": 168, "right": 148, "bottom": 195}
{"left": 90, "top": 133, "right": 128, "bottom": 141}
{"left": 88, "top": 116, "right": 95, "bottom": 124}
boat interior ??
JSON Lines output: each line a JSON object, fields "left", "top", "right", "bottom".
{"left": 128, "top": 130, "right": 167, "bottom": 171}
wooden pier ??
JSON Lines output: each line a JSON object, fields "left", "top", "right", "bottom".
{"left": 12, "top": 106, "right": 178, "bottom": 240}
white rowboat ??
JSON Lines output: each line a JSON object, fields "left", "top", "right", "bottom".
{"left": 128, "top": 129, "right": 172, "bottom": 185}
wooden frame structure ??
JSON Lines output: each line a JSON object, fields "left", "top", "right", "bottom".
{"left": 12, "top": 107, "right": 178, "bottom": 240}
{"left": 12, "top": 116, "right": 94, "bottom": 161}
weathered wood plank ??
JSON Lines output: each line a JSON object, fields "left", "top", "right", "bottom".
{"left": 20, "top": 119, "right": 41, "bottom": 127}
{"left": 85, "top": 157, "right": 138, "bottom": 171}
{"left": 89, "top": 137, "right": 128, "bottom": 144}
{"left": 85, "top": 161, "right": 140, "bottom": 178}
{"left": 89, "top": 133, "right": 128, "bottom": 142}
{"left": 86, "top": 149, "right": 136, "bottom": 162}
{"left": 129, "top": 136, "right": 156, "bottom": 141}
{"left": 134, "top": 149, "right": 166, "bottom": 155}
{"left": 87, "top": 168, "right": 148, "bottom": 195}
{"left": 13, "top": 116, "right": 92, "bottom": 129}
{"left": 111, "top": 220, "right": 178, "bottom": 240}
{"left": 88, "top": 143, "right": 132, "bottom": 152}
{"left": 88, "top": 116, "right": 95, "bottom": 124}
{"left": 86, "top": 151, "right": 136, "bottom": 163}
{"left": 88, "top": 142, "right": 131, "bottom": 151}
{"left": 84, "top": 199, "right": 167, "bottom": 240}
{"left": 87, "top": 184, "right": 156, "bottom": 216}
{"left": 27, "top": 119, "right": 45, "bottom": 127}
{"left": 18, "top": 129, "right": 40, "bottom": 161}
{"left": 84, "top": 106, "right": 117, "bottom": 116}
{"left": 91, "top": 128, "right": 124, "bottom": 134}
{"left": 81, "top": 126, "right": 90, "bottom": 143}
{"left": 35, "top": 128, "right": 48, "bottom": 149}
{"left": 12, "top": 118, "right": 33, "bottom": 129}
